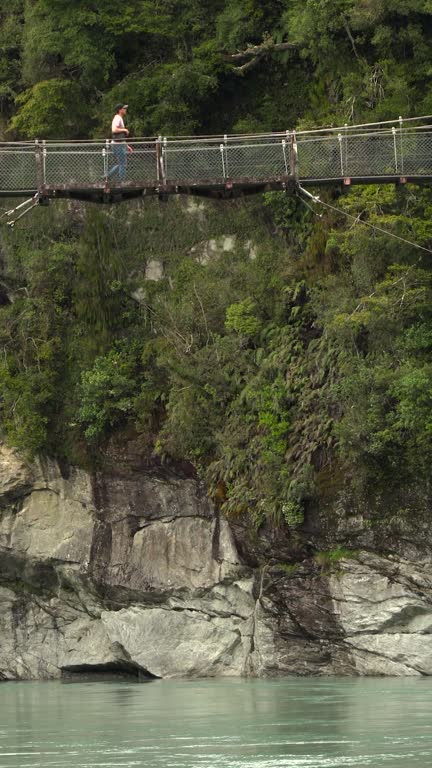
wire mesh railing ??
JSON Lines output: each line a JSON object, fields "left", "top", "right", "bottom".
{"left": 1, "top": 120, "right": 432, "bottom": 193}
{"left": 42, "top": 141, "right": 159, "bottom": 187}
{"left": 295, "top": 126, "right": 432, "bottom": 180}
{"left": 162, "top": 135, "right": 291, "bottom": 182}
{"left": 0, "top": 144, "right": 38, "bottom": 192}
{"left": 163, "top": 140, "right": 225, "bottom": 183}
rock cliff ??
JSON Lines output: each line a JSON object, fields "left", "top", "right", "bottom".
{"left": 1, "top": 443, "right": 432, "bottom": 680}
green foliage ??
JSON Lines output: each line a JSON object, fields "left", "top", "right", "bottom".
{"left": 281, "top": 500, "right": 304, "bottom": 528}
{"left": 225, "top": 298, "right": 262, "bottom": 337}
{"left": 73, "top": 208, "right": 134, "bottom": 359}
{"left": 1, "top": 180, "right": 432, "bottom": 529}
{"left": 76, "top": 347, "right": 139, "bottom": 441}
{"left": 263, "top": 192, "right": 314, "bottom": 249}
{"left": 315, "top": 547, "right": 357, "bottom": 570}
{"left": 277, "top": 562, "right": 299, "bottom": 575}
{"left": 4, "top": 0, "right": 432, "bottom": 135}
{"left": 314, "top": 185, "right": 432, "bottom": 504}
{"left": 0, "top": 2, "right": 24, "bottom": 112}
{"left": 2, "top": 0, "right": 432, "bottom": 534}
{"left": 10, "top": 79, "right": 87, "bottom": 138}
{"left": 0, "top": 232, "right": 76, "bottom": 455}
{"left": 284, "top": 0, "right": 432, "bottom": 123}
{"left": 215, "top": 0, "right": 284, "bottom": 51}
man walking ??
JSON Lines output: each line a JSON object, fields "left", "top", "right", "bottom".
{"left": 108, "top": 104, "right": 129, "bottom": 182}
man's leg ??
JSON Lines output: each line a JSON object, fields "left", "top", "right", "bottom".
{"left": 107, "top": 143, "right": 122, "bottom": 179}
{"left": 118, "top": 144, "right": 127, "bottom": 182}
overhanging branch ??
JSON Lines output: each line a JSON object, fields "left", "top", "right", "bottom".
{"left": 222, "top": 40, "right": 297, "bottom": 75}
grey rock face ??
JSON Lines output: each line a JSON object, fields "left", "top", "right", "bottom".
{"left": 102, "top": 605, "right": 251, "bottom": 678}
{"left": 0, "top": 461, "right": 94, "bottom": 564}
{"left": 1, "top": 455, "right": 432, "bottom": 680}
{"left": 0, "top": 461, "right": 255, "bottom": 679}
{"left": 189, "top": 236, "right": 236, "bottom": 265}
{"left": 330, "top": 553, "right": 432, "bottom": 675}
{"left": 0, "top": 444, "right": 33, "bottom": 505}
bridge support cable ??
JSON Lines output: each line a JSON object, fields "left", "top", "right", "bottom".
{"left": 296, "top": 185, "right": 432, "bottom": 256}
{"left": 1, "top": 193, "right": 42, "bottom": 228}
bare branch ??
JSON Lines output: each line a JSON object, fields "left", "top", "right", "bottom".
{"left": 341, "top": 16, "right": 361, "bottom": 61}
{"left": 222, "top": 40, "right": 297, "bottom": 75}
{"left": 231, "top": 53, "right": 266, "bottom": 75}
{"left": 193, "top": 282, "right": 211, "bottom": 347}
{"left": 223, "top": 41, "right": 297, "bottom": 62}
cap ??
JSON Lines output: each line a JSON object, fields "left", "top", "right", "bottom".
{"left": 115, "top": 103, "right": 128, "bottom": 112}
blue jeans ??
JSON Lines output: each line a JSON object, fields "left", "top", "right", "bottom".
{"left": 108, "top": 142, "right": 127, "bottom": 182}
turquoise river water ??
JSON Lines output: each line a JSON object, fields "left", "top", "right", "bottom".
{"left": 1, "top": 678, "right": 432, "bottom": 767}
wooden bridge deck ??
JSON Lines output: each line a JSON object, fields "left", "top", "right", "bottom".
{"left": 1, "top": 118, "right": 432, "bottom": 204}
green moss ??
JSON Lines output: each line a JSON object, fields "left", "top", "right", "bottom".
{"left": 277, "top": 563, "right": 300, "bottom": 576}
{"left": 314, "top": 548, "right": 358, "bottom": 571}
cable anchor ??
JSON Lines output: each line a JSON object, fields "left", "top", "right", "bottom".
{"left": 2, "top": 193, "right": 41, "bottom": 228}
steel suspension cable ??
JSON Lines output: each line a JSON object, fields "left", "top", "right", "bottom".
{"left": 297, "top": 186, "right": 432, "bottom": 255}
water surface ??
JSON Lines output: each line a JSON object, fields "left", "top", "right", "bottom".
{"left": 1, "top": 677, "right": 432, "bottom": 767}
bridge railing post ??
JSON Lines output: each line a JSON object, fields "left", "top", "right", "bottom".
{"left": 156, "top": 136, "right": 166, "bottom": 184}
{"left": 35, "top": 139, "right": 43, "bottom": 191}
{"left": 282, "top": 139, "right": 288, "bottom": 175}
{"left": 338, "top": 132, "right": 344, "bottom": 177}
{"left": 282, "top": 131, "right": 289, "bottom": 176}
{"left": 103, "top": 139, "right": 110, "bottom": 178}
{"left": 289, "top": 130, "right": 298, "bottom": 180}
{"left": 220, "top": 143, "right": 226, "bottom": 178}
{"left": 160, "top": 137, "right": 168, "bottom": 183}
{"left": 219, "top": 135, "right": 228, "bottom": 179}
{"left": 392, "top": 126, "right": 398, "bottom": 173}
{"left": 399, "top": 116, "right": 404, "bottom": 175}
{"left": 224, "top": 135, "right": 228, "bottom": 178}
{"left": 344, "top": 124, "right": 348, "bottom": 177}
{"left": 42, "top": 140, "right": 47, "bottom": 186}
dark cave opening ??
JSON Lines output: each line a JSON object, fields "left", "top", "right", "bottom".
{"left": 60, "top": 661, "right": 158, "bottom": 682}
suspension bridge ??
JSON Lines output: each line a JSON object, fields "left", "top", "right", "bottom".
{"left": 1, "top": 116, "right": 432, "bottom": 216}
